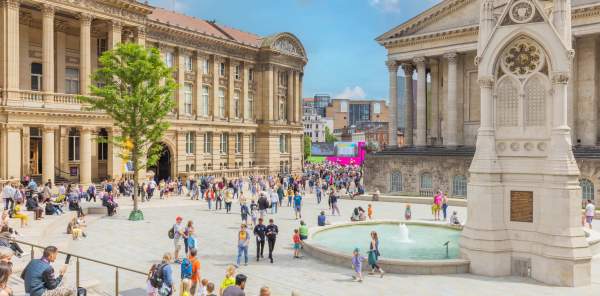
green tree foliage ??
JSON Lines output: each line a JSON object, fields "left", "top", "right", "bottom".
{"left": 303, "top": 135, "right": 312, "bottom": 159}
{"left": 80, "top": 43, "right": 177, "bottom": 220}
{"left": 325, "top": 126, "right": 338, "bottom": 143}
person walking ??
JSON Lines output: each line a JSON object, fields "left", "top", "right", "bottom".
{"left": 330, "top": 190, "right": 340, "bottom": 216}
{"left": 224, "top": 189, "right": 233, "bottom": 214}
{"left": 269, "top": 190, "right": 278, "bottom": 214}
{"left": 257, "top": 194, "right": 269, "bottom": 219}
{"left": 219, "top": 265, "right": 236, "bottom": 296}
{"left": 253, "top": 218, "right": 267, "bottom": 261}
{"left": 21, "top": 246, "right": 72, "bottom": 296}
{"left": 265, "top": 219, "right": 278, "bottom": 264}
{"left": 222, "top": 274, "right": 247, "bottom": 296}
{"left": 441, "top": 193, "right": 449, "bottom": 221}
{"left": 585, "top": 199, "right": 596, "bottom": 229}
{"left": 183, "top": 221, "right": 194, "bottom": 255}
{"left": 187, "top": 248, "right": 201, "bottom": 295}
{"left": 367, "top": 231, "right": 384, "bottom": 277}
{"left": 172, "top": 217, "right": 185, "bottom": 264}
{"left": 236, "top": 224, "right": 250, "bottom": 267}
{"left": 293, "top": 191, "right": 302, "bottom": 220}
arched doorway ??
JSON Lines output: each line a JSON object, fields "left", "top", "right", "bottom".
{"left": 148, "top": 143, "right": 172, "bottom": 182}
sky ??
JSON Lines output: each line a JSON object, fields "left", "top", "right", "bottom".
{"left": 147, "top": 0, "right": 438, "bottom": 101}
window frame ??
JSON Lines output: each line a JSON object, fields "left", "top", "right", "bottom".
{"left": 65, "top": 68, "right": 80, "bottom": 95}
{"left": 31, "top": 63, "right": 43, "bottom": 91}
{"left": 203, "top": 132, "right": 213, "bottom": 154}
{"left": 165, "top": 52, "right": 174, "bottom": 68}
{"left": 203, "top": 58, "right": 210, "bottom": 75}
{"left": 185, "top": 131, "right": 195, "bottom": 155}
{"left": 218, "top": 88, "right": 226, "bottom": 118}
{"left": 68, "top": 128, "right": 80, "bottom": 161}
{"left": 184, "top": 55, "right": 193, "bottom": 72}
{"left": 201, "top": 85, "right": 210, "bottom": 117}
{"left": 183, "top": 83, "right": 193, "bottom": 115}
{"left": 233, "top": 90, "right": 240, "bottom": 118}
{"left": 220, "top": 133, "right": 229, "bottom": 154}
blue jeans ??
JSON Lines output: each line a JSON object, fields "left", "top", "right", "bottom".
{"left": 237, "top": 245, "right": 248, "bottom": 265}
{"left": 207, "top": 199, "right": 212, "bottom": 210}
{"left": 271, "top": 202, "right": 277, "bottom": 214}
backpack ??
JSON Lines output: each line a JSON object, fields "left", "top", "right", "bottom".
{"left": 180, "top": 258, "right": 193, "bottom": 279}
{"left": 168, "top": 225, "right": 175, "bottom": 239}
{"left": 149, "top": 263, "right": 167, "bottom": 288}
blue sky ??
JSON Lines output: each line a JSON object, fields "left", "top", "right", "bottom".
{"left": 148, "top": 0, "right": 437, "bottom": 101}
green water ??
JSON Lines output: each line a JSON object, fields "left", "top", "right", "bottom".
{"left": 311, "top": 224, "right": 461, "bottom": 260}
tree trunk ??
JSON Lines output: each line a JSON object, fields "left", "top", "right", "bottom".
{"left": 132, "top": 149, "right": 139, "bottom": 212}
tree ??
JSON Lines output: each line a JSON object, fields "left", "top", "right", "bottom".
{"left": 80, "top": 43, "right": 177, "bottom": 221}
{"left": 325, "top": 126, "right": 338, "bottom": 143}
{"left": 303, "top": 135, "right": 312, "bottom": 159}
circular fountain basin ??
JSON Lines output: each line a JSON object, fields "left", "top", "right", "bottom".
{"left": 303, "top": 220, "right": 470, "bottom": 274}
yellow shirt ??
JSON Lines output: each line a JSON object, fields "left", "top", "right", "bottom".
{"left": 220, "top": 276, "right": 235, "bottom": 290}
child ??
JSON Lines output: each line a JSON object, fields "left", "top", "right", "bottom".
{"left": 293, "top": 229, "right": 301, "bottom": 258}
{"left": 198, "top": 278, "right": 209, "bottom": 296}
{"left": 250, "top": 200, "right": 258, "bottom": 226}
{"left": 450, "top": 211, "right": 461, "bottom": 225}
{"left": 351, "top": 248, "right": 364, "bottom": 282}
{"left": 367, "top": 204, "right": 373, "bottom": 220}
{"left": 180, "top": 278, "right": 191, "bottom": 296}
{"left": 404, "top": 204, "right": 412, "bottom": 220}
{"left": 206, "top": 282, "right": 216, "bottom": 296}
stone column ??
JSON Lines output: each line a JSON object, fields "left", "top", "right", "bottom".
{"left": 287, "top": 71, "right": 294, "bottom": 123}
{"left": 55, "top": 21, "right": 67, "bottom": 93}
{"left": 413, "top": 57, "right": 427, "bottom": 146}
{"left": 261, "top": 64, "right": 274, "bottom": 121}
{"left": 79, "top": 13, "right": 92, "bottom": 95}
{"left": 5, "top": 125, "right": 21, "bottom": 179}
{"left": 136, "top": 27, "right": 146, "bottom": 46}
{"left": 195, "top": 51, "right": 204, "bottom": 118}
{"left": 387, "top": 60, "right": 399, "bottom": 148}
{"left": 444, "top": 52, "right": 459, "bottom": 147}
{"left": 177, "top": 48, "right": 185, "bottom": 117}
{"left": 430, "top": 58, "right": 440, "bottom": 142}
{"left": 108, "top": 20, "right": 122, "bottom": 49}
{"left": 228, "top": 59, "right": 236, "bottom": 118}
{"left": 41, "top": 4, "right": 54, "bottom": 97}
{"left": 80, "top": 127, "right": 92, "bottom": 185}
{"left": 576, "top": 37, "right": 597, "bottom": 146}
{"left": 21, "top": 127, "right": 29, "bottom": 177}
{"left": 212, "top": 56, "right": 220, "bottom": 118}
{"left": 402, "top": 64, "right": 414, "bottom": 146}
{"left": 107, "top": 128, "right": 122, "bottom": 179}
{"left": 4, "top": 0, "right": 20, "bottom": 92}
{"left": 295, "top": 71, "right": 302, "bottom": 123}
{"left": 241, "top": 62, "right": 249, "bottom": 120}
{"left": 42, "top": 126, "right": 56, "bottom": 185}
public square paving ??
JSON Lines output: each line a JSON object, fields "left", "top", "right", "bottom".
{"left": 17, "top": 192, "right": 600, "bottom": 296}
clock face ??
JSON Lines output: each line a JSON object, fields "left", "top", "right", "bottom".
{"left": 509, "top": 0, "right": 535, "bottom": 24}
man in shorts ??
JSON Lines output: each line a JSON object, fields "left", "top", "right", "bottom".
{"left": 293, "top": 191, "right": 302, "bottom": 220}
{"left": 173, "top": 216, "right": 184, "bottom": 263}
{"left": 585, "top": 199, "right": 596, "bottom": 229}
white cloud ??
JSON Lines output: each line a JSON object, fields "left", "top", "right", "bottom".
{"left": 369, "top": 0, "right": 402, "bottom": 13}
{"left": 335, "top": 86, "right": 366, "bottom": 100}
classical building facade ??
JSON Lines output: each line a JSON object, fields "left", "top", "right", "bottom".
{"left": 366, "top": 0, "right": 600, "bottom": 206}
{"left": 0, "top": 0, "right": 307, "bottom": 184}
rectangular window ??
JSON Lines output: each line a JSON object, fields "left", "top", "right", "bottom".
{"left": 184, "top": 55, "right": 193, "bottom": 72}
{"left": 233, "top": 91, "right": 240, "bottom": 118}
{"left": 235, "top": 65, "right": 241, "bottom": 80}
{"left": 280, "top": 100, "right": 287, "bottom": 120}
{"left": 201, "top": 86, "right": 210, "bottom": 116}
{"left": 68, "top": 130, "right": 80, "bottom": 161}
{"left": 218, "top": 88, "right": 226, "bottom": 117}
{"left": 203, "top": 58, "right": 210, "bottom": 75}
{"left": 65, "top": 68, "right": 80, "bottom": 94}
{"left": 220, "top": 133, "right": 229, "bottom": 154}
{"left": 250, "top": 134, "right": 256, "bottom": 153}
{"left": 97, "top": 38, "right": 108, "bottom": 57}
{"left": 248, "top": 68, "right": 254, "bottom": 81}
{"left": 31, "top": 63, "right": 42, "bottom": 91}
{"left": 184, "top": 83, "right": 193, "bottom": 115}
{"left": 279, "top": 134, "right": 289, "bottom": 153}
{"left": 185, "top": 132, "right": 195, "bottom": 154}
{"left": 219, "top": 62, "right": 226, "bottom": 77}
{"left": 247, "top": 93, "right": 254, "bottom": 119}
{"left": 165, "top": 52, "right": 174, "bottom": 68}
{"left": 97, "top": 130, "right": 108, "bottom": 161}
{"left": 203, "top": 132, "right": 213, "bottom": 153}
{"left": 235, "top": 133, "right": 242, "bottom": 154}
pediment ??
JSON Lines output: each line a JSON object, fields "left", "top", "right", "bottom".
{"left": 413, "top": 0, "right": 481, "bottom": 35}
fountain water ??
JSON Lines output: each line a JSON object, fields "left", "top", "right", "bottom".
{"left": 398, "top": 223, "right": 412, "bottom": 243}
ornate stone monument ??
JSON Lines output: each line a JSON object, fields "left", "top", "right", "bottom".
{"left": 460, "top": 0, "right": 592, "bottom": 286}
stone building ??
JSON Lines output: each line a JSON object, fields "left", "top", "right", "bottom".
{"left": 325, "top": 99, "right": 389, "bottom": 133}
{"left": 366, "top": 0, "right": 600, "bottom": 205}
{"left": 0, "top": 0, "right": 307, "bottom": 184}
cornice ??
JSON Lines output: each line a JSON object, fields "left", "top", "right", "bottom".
{"left": 383, "top": 25, "right": 478, "bottom": 49}
{"left": 38, "top": 0, "right": 148, "bottom": 25}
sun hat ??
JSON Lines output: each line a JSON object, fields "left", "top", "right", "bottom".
{"left": 176, "top": 216, "right": 182, "bottom": 221}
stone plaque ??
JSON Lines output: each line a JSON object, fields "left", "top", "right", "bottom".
{"left": 510, "top": 191, "right": 533, "bottom": 222}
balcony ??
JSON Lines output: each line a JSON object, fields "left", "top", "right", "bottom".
{"left": 2, "top": 89, "right": 100, "bottom": 111}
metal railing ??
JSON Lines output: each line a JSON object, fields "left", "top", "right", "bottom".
{"left": 12, "top": 238, "right": 147, "bottom": 296}
{"left": 178, "top": 166, "right": 271, "bottom": 179}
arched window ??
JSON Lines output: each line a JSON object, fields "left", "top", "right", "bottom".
{"left": 390, "top": 171, "right": 402, "bottom": 193}
{"left": 580, "top": 179, "right": 594, "bottom": 201}
{"left": 452, "top": 175, "right": 467, "bottom": 198}
{"left": 496, "top": 78, "right": 519, "bottom": 127}
{"left": 419, "top": 173, "right": 433, "bottom": 197}
{"left": 524, "top": 76, "right": 546, "bottom": 126}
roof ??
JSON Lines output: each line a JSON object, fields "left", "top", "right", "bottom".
{"left": 149, "top": 7, "right": 263, "bottom": 47}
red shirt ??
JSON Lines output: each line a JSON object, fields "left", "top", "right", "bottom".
{"left": 293, "top": 233, "right": 301, "bottom": 244}
{"left": 188, "top": 255, "right": 201, "bottom": 283}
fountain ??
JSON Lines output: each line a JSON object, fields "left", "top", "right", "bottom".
{"left": 398, "top": 223, "right": 412, "bottom": 243}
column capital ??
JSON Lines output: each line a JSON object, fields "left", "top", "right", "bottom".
{"left": 4, "top": 0, "right": 20, "bottom": 9}
{"left": 41, "top": 4, "right": 54, "bottom": 17}
{"left": 137, "top": 26, "right": 146, "bottom": 37}
{"left": 79, "top": 13, "right": 93, "bottom": 25}
{"left": 385, "top": 60, "right": 399, "bottom": 72}
{"left": 4, "top": 124, "right": 21, "bottom": 132}
{"left": 402, "top": 63, "right": 415, "bottom": 76}
{"left": 55, "top": 19, "right": 68, "bottom": 32}
{"left": 80, "top": 126, "right": 95, "bottom": 133}
{"left": 111, "top": 20, "right": 122, "bottom": 30}
{"left": 412, "top": 57, "right": 426, "bottom": 66}
{"left": 478, "top": 76, "right": 495, "bottom": 89}
{"left": 42, "top": 125, "right": 59, "bottom": 132}
{"left": 551, "top": 72, "right": 570, "bottom": 85}
{"left": 444, "top": 52, "right": 458, "bottom": 64}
